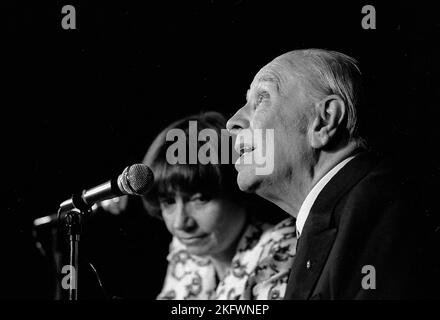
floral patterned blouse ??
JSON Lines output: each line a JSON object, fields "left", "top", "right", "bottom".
{"left": 157, "top": 217, "right": 297, "bottom": 300}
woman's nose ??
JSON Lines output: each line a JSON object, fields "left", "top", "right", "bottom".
{"left": 226, "top": 105, "right": 250, "bottom": 135}
{"left": 173, "top": 203, "right": 195, "bottom": 231}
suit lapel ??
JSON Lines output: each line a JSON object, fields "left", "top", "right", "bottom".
{"left": 285, "top": 152, "right": 380, "bottom": 299}
{"left": 286, "top": 227, "right": 337, "bottom": 299}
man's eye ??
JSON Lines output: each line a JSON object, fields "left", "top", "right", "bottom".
{"left": 256, "top": 92, "right": 269, "bottom": 107}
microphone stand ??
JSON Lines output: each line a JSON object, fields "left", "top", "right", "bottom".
{"left": 58, "top": 192, "right": 91, "bottom": 301}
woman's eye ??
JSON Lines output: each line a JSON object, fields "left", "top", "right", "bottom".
{"left": 159, "top": 197, "right": 176, "bottom": 207}
{"left": 191, "top": 194, "right": 211, "bottom": 204}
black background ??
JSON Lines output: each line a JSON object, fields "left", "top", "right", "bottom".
{"left": 3, "top": 0, "right": 440, "bottom": 299}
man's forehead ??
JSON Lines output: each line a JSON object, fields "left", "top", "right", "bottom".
{"left": 254, "top": 62, "right": 284, "bottom": 82}
{"left": 247, "top": 58, "right": 296, "bottom": 95}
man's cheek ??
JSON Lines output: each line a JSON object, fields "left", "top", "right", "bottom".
{"left": 253, "top": 110, "right": 271, "bottom": 128}
{"left": 254, "top": 128, "right": 275, "bottom": 176}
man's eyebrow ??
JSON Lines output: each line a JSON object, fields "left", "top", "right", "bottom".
{"left": 257, "top": 72, "right": 282, "bottom": 92}
{"left": 258, "top": 74, "right": 278, "bottom": 83}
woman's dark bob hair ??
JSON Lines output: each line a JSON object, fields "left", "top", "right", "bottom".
{"left": 142, "top": 111, "right": 252, "bottom": 218}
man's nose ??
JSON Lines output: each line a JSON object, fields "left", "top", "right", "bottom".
{"left": 173, "top": 203, "right": 195, "bottom": 231}
{"left": 226, "top": 105, "right": 250, "bottom": 135}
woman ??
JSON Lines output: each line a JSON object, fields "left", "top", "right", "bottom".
{"left": 142, "top": 111, "right": 297, "bottom": 300}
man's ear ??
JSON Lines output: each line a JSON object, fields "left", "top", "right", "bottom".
{"left": 309, "top": 95, "right": 346, "bottom": 149}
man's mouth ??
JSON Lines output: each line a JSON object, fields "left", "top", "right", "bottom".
{"left": 238, "top": 144, "right": 255, "bottom": 157}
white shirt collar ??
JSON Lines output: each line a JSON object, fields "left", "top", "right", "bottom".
{"left": 295, "top": 155, "right": 357, "bottom": 237}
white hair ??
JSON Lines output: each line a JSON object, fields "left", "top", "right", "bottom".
{"left": 279, "top": 49, "right": 364, "bottom": 143}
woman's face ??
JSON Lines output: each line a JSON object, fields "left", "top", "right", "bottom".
{"left": 159, "top": 192, "right": 247, "bottom": 258}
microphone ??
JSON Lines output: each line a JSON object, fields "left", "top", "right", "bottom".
{"left": 33, "top": 164, "right": 154, "bottom": 227}
{"left": 59, "top": 164, "right": 154, "bottom": 214}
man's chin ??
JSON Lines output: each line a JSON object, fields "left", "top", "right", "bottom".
{"left": 236, "top": 168, "right": 263, "bottom": 193}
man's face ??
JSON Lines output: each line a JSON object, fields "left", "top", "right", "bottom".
{"left": 227, "top": 57, "right": 312, "bottom": 198}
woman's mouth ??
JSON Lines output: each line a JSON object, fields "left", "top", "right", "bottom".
{"left": 179, "top": 234, "right": 208, "bottom": 245}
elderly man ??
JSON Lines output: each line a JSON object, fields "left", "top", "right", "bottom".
{"left": 226, "top": 49, "right": 436, "bottom": 299}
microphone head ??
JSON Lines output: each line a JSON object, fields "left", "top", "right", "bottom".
{"left": 118, "top": 164, "right": 154, "bottom": 196}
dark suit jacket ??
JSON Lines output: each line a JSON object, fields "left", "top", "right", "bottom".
{"left": 284, "top": 152, "right": 439, "bottom": 299}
